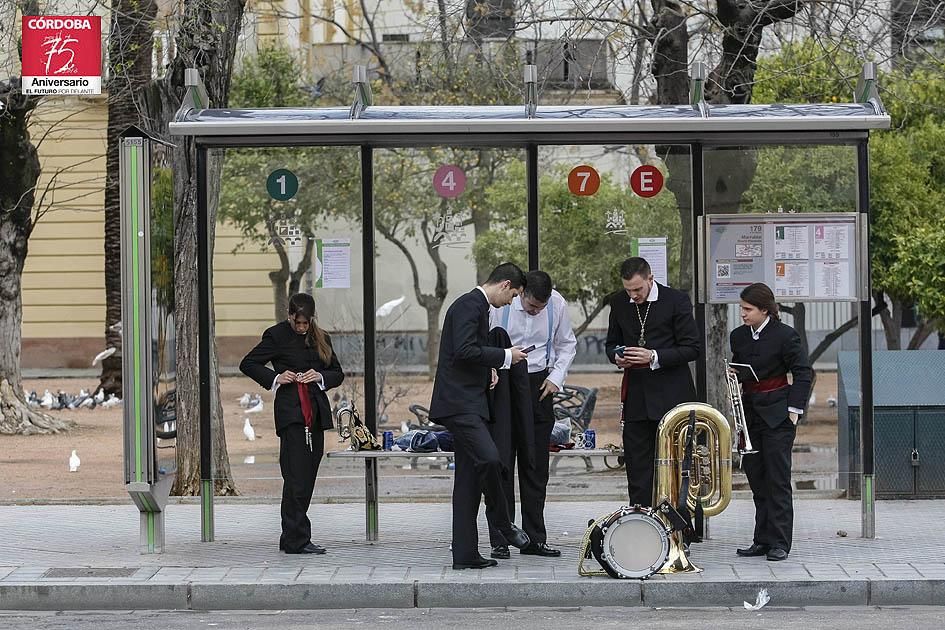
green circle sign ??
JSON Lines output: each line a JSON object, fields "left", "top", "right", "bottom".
{"left": 266, "top": 169, "right": 299, "bottom": 201}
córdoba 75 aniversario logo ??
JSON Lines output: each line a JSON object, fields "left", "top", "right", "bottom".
{"left": 21, "top": 15, "right": 102, "bottom": 96}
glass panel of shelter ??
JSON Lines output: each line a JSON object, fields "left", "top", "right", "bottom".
{"left": 372, "top": 146, "right": 527, "bottom": 472}
{"left": 213, "top": 146, "right": 363, "bottom": 495}
{"left": 702, "top": 143, "right": 861, "bottom": 499}
{"left": 536, "top": 144, "right": 692, "bottom": 464}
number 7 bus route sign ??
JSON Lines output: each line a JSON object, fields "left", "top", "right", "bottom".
{"left": 568, "top": 165, "right": 600, "bottom": 196}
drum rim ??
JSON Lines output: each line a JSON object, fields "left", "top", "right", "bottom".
{"left": 600, "top": 509, "right": 670, "bottom": 579}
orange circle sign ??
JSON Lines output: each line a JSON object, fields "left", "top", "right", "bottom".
{"left": 568, "top": 165, "right": 601, "bottom": 196}
{"left": 630, "top": 165, "right": 664, "bottom": 198}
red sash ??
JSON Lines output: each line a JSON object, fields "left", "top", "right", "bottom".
{"left": 743, "top": 375, "right": 789, "bottom": 394}
{"left": 297, "top": 381, "right": 314, "bottom": 430}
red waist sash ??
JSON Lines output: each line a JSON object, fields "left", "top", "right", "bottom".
{"left": 297, "top": 381, "right": 313, "bottom": 429}
{"left": 743, "top": 375, "right": 788, "bottom": 394}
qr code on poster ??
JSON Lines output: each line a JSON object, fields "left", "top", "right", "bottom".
{"left": 716, "top": 263, "right": 731, "bottom": 279}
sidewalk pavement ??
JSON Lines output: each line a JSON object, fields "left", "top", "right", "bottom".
{"left": 1, "top": 498, "right": 943, "bottom": 610}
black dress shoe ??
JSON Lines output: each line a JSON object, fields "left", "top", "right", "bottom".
{"left": 520, "top": 542, "right": 561, "bottom": 557}
{"left": 452, "top": 556, "right": 499, "bottom": 570}
{"left": 490, "top": 545, "right": 510, "bottom": 559}
{"left": 504, "top": 524, "right": 531, "bottom": 550}
{"left": 766, "top": 548, "right": 789, "bottom": 561}
{"left": 286, "top": 542, "right": 326, "bottom": 555}
{"left": 736, "top": 543, "right": 770, "bottom": 557}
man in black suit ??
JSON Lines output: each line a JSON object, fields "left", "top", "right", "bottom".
{"left": 605, "top": 257, "right": 700, "bottom": 507}
{"left": 430, "top": 262, "right": 532, "bottom": 570}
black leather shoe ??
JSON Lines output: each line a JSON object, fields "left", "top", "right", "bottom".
{"left": 736, "top": 543, "right": 770, "bottom": 557}
{"left": 766, "top": 548, "right": 789, "bottom": 561}
{"left": 286, "top": 542, "right": 326, "bottom": 555}
{"left": 504, "top": 524, "right": 531, "bottom": 550}
{"left": 453, "top": 556, "right": 499, "bottom": 570}
{"left": 490, "top": 545, "right": 510, "bottom": 559}
{"left": 520, "top": 542, "right": 561, "bottom": 557}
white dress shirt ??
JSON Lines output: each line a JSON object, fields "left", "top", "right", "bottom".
{"left": 489, "top": 289, "right": 577, "bottom": 389}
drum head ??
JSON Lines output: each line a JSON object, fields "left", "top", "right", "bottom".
{"left": 601, "top": 511, "right": 670, "bottom": 579}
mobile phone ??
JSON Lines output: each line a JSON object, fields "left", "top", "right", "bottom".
{"left": 522, "top": 344, "right": 537, "bottom": 353}
{"left": 614, "top": 345, "right": 626, "bottom": 356}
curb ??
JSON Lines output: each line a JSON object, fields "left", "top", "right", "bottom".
{"left": 2, "top": 578, "right": 943, "bottom": 610}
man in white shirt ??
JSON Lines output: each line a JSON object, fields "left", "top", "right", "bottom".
{"left": 486, "top": 270, "right": 578, "bottom": 559}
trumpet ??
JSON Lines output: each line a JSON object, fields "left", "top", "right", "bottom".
{"left": 725, "top": 361, "right": 757, "bottom": 456}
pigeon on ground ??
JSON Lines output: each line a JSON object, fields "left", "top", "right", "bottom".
{"left": 246, "top": 398, "right": 264, "bottom": 414}
{"left": 69, "top": 450, "right": 80, "bottom": 472}
{"left": 101, "top": 394, "right": 121, "bottom": 408}
{"left": 40, "top": 390, "right": 54, "bottom": 409}
{"left": 243, "top": 417, "right": 256, "bottom": 441}
{"left": 238, "top": 393, "right": 252, "bottom": 408}
{"left": 93, "top": 389, "right": 105, "bottom": 405}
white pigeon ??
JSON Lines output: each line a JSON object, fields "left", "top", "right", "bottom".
{"left": 102, "top": 394, "right": 121, "bottom": 408}
{"left": 243, "top": 417, "right": 256, "bottom": 441}
{"left": 69, "top": 449, "right": 80, "bottom": 472}
{"left": 246, "top": 398, "right": 264, "bottom": 414}
{"left": 94, "top": 389, "right": 105, "bottom": 404}
{"left": 376, "top": 295, "right": 406, "bottom": 318}
{"left": 238, "top": 393, "right": 252, "bottom": 408}
{"left": 91, "top": 347, "right": 116, "bottom": 366}
{"left": 40, "top": 390, "right": 54, "bottom": 409}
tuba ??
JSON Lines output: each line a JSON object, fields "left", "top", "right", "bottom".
{"left": 580, "top": 402, "right": 732, "bottom": 579}
{"left": 725, "top": 361, "right": 757, "bottom": 456}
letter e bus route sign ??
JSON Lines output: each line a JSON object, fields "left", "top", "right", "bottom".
{"left": 22, "top": 16, "right": 102, "bottom": 95}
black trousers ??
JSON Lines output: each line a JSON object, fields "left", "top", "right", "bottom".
{"left": 278, "top": 423, "right": 325, "bottom": 552}
{"left": 742, "top": 415, "right": 796, "bottom": 552}
{"left": 439, "top": 412, "right": 514, "bottom": 563}
{"left": 487, "top": 370, "right": 555, "bottom": 547}
{"left": 623, "top": 419, "right": 659, "bottom": 507}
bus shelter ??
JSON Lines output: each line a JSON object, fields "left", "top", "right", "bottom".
{"left": 121, "top": 62, "right": 889, "bottom": 551}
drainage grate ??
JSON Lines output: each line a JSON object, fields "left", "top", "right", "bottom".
{"left": 43, "top": 568, "right": 139, "bottom": 578}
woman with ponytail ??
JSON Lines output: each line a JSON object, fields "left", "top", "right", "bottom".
{"left": 240, "top": 293, "right": 344, "bottom": 554}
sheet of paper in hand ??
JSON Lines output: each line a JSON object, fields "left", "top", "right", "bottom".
{"left": 728, "top": 362, "right": 759, "bottom": 382}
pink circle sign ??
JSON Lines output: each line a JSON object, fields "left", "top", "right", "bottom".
{"left": 433, "top": 164, "right": 466, "bottom": 199}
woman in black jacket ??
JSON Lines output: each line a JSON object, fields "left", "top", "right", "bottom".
{"left": 240, "top": 293, "right": 344, "bottom": 554}
{"left": 730, "top": 283, "right": 811, "bottom": 562}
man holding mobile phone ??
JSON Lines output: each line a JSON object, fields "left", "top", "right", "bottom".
{"left": 605, "top": 257, "right": 700, "bottom": 507}
{"left": 486, "top": 270, "right": 577, "bottom": 559}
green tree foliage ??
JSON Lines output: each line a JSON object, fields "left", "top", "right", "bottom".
{"left": 475, "top": 162, "right": 681, "bottom": 334}
{"left": 891, "top": 225, "right": 945, "bottom": 327}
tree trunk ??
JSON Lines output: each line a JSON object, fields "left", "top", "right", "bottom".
{"left": 425, "top": 303, "right": 444, "bottom": 381}
{"left": 142, "top": 0, "right": 247, "bottom": 495}
{"left": 99, "top": 0, "right": 158, "bottom": 396}
{"left": 876, "top": 291, "right": 902, "bottom": 350}
{"left": 0, "top": 80, "right": 73, "bottom": 435}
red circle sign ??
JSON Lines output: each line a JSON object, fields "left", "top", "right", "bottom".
{"left": 629, "top": 165, "right": 664, "bottom": 198}
{"left": 567, "top": 165, "right": 600, "bottom": 196}
{"left": 433, "top": 164, "right": 466, "bottom": 199}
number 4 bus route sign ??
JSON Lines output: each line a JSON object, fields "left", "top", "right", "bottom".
{"left": 267, "top": 169, "right": 299, "bottom": 201}
{"left": 433, "top": 164, "right": 466, "bottom": 199}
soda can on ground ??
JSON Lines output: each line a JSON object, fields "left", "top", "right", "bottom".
{"left": 382, "top": 430, "right": 394, "bottom": 451}
{"left": 583, "top": 429, "right": 596, "bottom": 450}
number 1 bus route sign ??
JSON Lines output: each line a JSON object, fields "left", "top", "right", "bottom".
{"left": 267, "top": 169, "right": 299, "bottom": 201}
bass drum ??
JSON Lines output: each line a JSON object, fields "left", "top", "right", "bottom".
{"left": 590, "top": 506, "right": 671, "bottom": 579}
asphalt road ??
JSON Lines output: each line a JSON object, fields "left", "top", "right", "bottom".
{"left": 3, "top": 607, "right": 944, "bottom": 630}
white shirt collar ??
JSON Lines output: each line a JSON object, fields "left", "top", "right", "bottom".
{"left": 751, "top": 316, "right": 771, "bottom": 340}
{"left": 476, "top": 286, "right": 489, "bottom": 304}
{"left": 511, "top": 295, "right": 525, "bottom": 312}
{"left": 646, "top": 281, "right": 659, "bottom": 302}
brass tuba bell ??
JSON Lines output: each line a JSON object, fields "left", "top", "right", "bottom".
{"left": 653, "top": 402, "right": 733, "bottom": 574}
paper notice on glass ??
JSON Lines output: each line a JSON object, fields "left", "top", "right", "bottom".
{"left": 314, "top": 238, "right": 351, "bottom": 288}
{"left": 632, "top": 237, "right": 668, "bottom": 285}
{"left": 774, "top": 224, "right": 810, "bottom": 260}
{"left": 814, "top": 260, "right": 851, "bottom": 298}
{"left": 774, "top": 261, "right": 810, "bottom": 298}
{"left": 814, "top": 224, "right": 850, "bottom": 260}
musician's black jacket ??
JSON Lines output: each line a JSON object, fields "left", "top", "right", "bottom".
{"left": 430, "top": 289, "right": 506, "bottom": 421}
{"left": 730, "top": 318, "right": 812, "bottom": 428}
{"left": 605, "top": 283, "right": 701, "bottom": 422}
{"left": 487, "top": 326, "right": 536, "bottom": 470}
{"left": 239, "top": 320, "right": 345, "bottom": 433}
